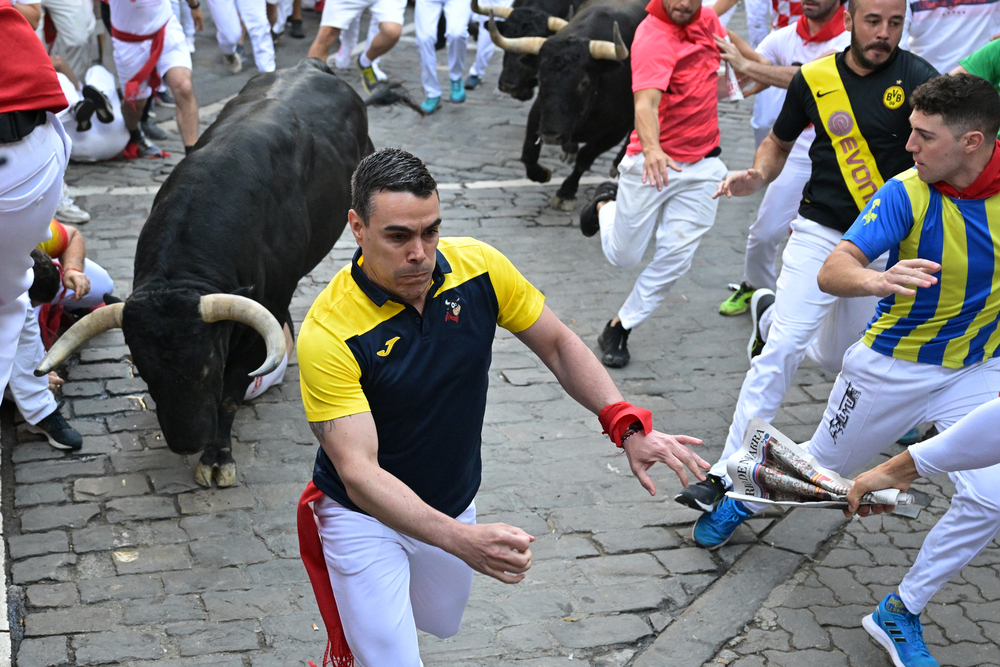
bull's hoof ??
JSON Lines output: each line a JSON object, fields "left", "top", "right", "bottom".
{"left": 525, "top": 164, "right": 552, "bottom": 184}
{"left": 194, "top": 463, "right": 214, "bottom": 488}
{"left": 215, "top": 462, "right": 237, "bottom": 488}
{"left": 552, "top": 196, "right": 577, "bottom": 212}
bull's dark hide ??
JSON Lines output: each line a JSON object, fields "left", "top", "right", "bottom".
{"left": 496, "top": 0, "right": 587, "bottom": 101}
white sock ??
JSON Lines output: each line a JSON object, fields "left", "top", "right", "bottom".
{"left": 359, "top": 53, "right": 372, "bottom": 68}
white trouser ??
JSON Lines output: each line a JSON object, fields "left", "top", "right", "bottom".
{"left": 267, "top": 0, "right": 294, "bottom": 34}
{"left": 335, "top": 14, "right": 382, "bottom": 69}
{"left": 56, "top": 67, "right": 130, "bottom": 163}
{"left": 52, "top": 258, "right": 116, "bottom": 312}
{"left": 205, "top": 0, "right": 276, "bottom": 72}
{"left": 743, "top": 139, "right": 810, "bottom": 290}
{"left": 599, "top": 152, "right": 728, "bottom": 330}
{"left": 0, "top": 118, "right": 70, "bottom": 400}
{"left": 315, "top": 496, "right": 476, "bottom": 666}
{"left": 468, "top": 0, "right": 512, "bottom": 78}
{"left": 40, "top": 0, "right": 97, "bottom": 81}
{"left": 171, "top": 0, "right": 197, "bottom": 38}
{"left": 710, "top": 217, "right": 884, "bottom": 478}
{"left": 745, "top": 0, "right": 772, "bottom": 47}
{"left": 909, "top": 398, "right": 1000, "bottom": 475}
{"left": 801, "top": 343, "right": 1000, "bottom": 614}
{"left": 415, "top": 0, "right": 470, "bottom": 98}
{"left": 6, "top": 307, "right": 58, "bottom": 425}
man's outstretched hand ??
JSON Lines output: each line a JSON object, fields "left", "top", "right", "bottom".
{"left": 714, "top": 169, "right": 765, "bottom": 199}
{"left": 622, "top": 430, "right": 709, "bottom": 495}
{"left": 451, "top": 522, "right": 534, "bottom": 584}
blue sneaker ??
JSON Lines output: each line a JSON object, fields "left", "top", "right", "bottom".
{"left": 450, "top": 79, "right": 466, "bottom": 103}
{"left": 863, "top": 593, "right": 939, "bottom": 667}
{"left": 465, "top": 74, "right": 482, "bottom": 90}
{"left": 420, "top": 96, "right": 441, "bottom": 114}
{"left": 897, "top": 427, "right": 920, "bottom": 446}
{"left": 692, "top": 497, "right": 752, "bottom": 550}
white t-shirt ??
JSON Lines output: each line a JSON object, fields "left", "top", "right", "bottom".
{"left": 906, "top": 0, "right": 1000, "bottom": 73}
{"left": 755, "top": 22, "right": 851, "bottom": 143}
{"left": 109, "top": 0, "right": 173, "bottom": 37}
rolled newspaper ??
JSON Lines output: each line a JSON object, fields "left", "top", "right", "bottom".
{"left": 726, "top": 418, "right": 915, "bottom": 509}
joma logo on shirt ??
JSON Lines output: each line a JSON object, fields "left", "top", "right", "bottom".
{"left": 377, "top": 337, "right": 401, "bottom": 357}
{"left": 839, "top": 136, "right": 879, "bottom": 203}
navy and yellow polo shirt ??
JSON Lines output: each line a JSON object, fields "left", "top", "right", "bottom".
{"left": 297, "top": 237, "right": 545, "bottom": 518}
{"left": 844, "top": 169, "right": 1000, "bottom": 369}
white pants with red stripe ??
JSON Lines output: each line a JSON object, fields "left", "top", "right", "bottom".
{"left": 786, "top": 343, "right": 1000, "bottom": 615}
{"left": 468, "top": 0, "right": 512, "bottom": 78}
{"left": 599, "top": 152, "right": 728, "bottom": 330}
{"left": 205, "top": 0, "right": 276, "bottom": 72}
{"left": 0, "top": 117, "right": 70, "bottom": 403}
{"left": 710, "top": 217, "right": 884, "bottom": 478}
{"left": 315, "top": 496, "right": 475, "bottom": 666}
{"left": 742, "top": 139, "right": 810, "bottom": 291}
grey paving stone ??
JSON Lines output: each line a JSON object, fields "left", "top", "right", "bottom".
{"left": 177, "top": 486, "right": 257, "bottom": 514}
{"left": 19, "top": 503, "right": 101, "bottom": 532}
{"left": 78, "top": 573, "right": 163, "bottom": 602}
{"left": 162, "top": 567, "right": 250, "bottom": 595}
{"left": 15, "top": 458, "right": 106, "bottom": 485}
{"left": 72, "top": 473, "right": 151, "bottom": 500}
{"left": 775, "top": 607, "right": 830, "bottom": 650}
{"left": 202, "top": 587, "right": 299, "bottom": 622}
{"left": 591, "top": 527, "right": 680, "bottom": 554}
{"left": 12, "top": 553, "right": 77, "bottom": 584}
{"left": 547, "top": 614, "right": 652, "bottom": 649}
{"left": 26, "top": 582, "right": 79, "bottom": 608}
{"left": 167, "top": 621, "right": 261, "bottom": 656}
{"left": 8, "top": 530, "right": 70, "bottom": 559}
{"left": 15, "top": 637, "right": 69, "bottom": 667}
{"left": 570, "top": 581, "right": 672, "bottom": 614}
{"left": 122, "top": 595, "right": 208, "bottom": 625}
{"left": 72, "top": 630, "right": 163, "bottom": 664}
{"left": 14, "top": 483, "right": 69, "bottom": 508}
{"left": 105, "top": 495, "right": 178, "bottom": 522}
{"left": 112, "top": 544, "right": 192, "bottom": 574}
{"left": 651, "top": 547, "right": 717, "bottom": 575}
{"left": 188, "top": 535, "right": 273, "bottom": 567}
{"left": 763, "top": 648, "right": 849, "bottom": 667}
{"left": 24, "top": 606, "right": 114, "bottom": 636}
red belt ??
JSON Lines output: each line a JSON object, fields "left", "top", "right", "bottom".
{"left": 112, "top": 24, "right": 166, "bottom": 102}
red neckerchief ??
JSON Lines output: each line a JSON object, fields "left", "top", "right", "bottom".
{"left": 298, "top": 482, "right": 354, "bottom": 667}
{"left": 796, "top": 4, "right": 846, "bottom": 44}
{"left": 934, "top": 140, "right": 1000, "bottom": 200}
{"left": 645, "top": 0, "right": 712, "bottom": 42}
{"left": 111, "top": 25, "right": 167, "bottom": 107}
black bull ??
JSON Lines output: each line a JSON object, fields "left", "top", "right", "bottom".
{"left": 37, "top": 60, "right": 407, "bottom": 487}
{"left": 493, "top": 0, "right": 648, "bottom": 210}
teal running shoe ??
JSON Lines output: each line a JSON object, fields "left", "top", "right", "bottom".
{"left": 450, "top": 79, "right": 466, "bottom": 103}
{"left": 465, "top": 74, "right": 482, "bottom": 90}
{"left": 420, "top": 96, "right": 441, "bottom": 115}
{"left": 863, "top": 593, "right": 939, "bottom": 667}
{"left": 692, "top": 497, "right": 752, "bottom": 550}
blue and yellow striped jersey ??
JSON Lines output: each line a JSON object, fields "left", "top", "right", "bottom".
{"left": 297, "top": 238, "right": 545, "bottom": 517}
{"left": 843, "top": 169, "right": 1000, "bottom": 369}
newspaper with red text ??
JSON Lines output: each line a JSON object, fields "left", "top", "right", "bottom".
{"left": 726, "top": 417, "right": 914, "bottom": 509}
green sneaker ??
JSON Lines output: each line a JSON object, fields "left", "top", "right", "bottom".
{"left": 356, "top": 56, "right": 379, "bottom": 95}
{"left": 719, "top": 282, "right": 755, "bottom": 316}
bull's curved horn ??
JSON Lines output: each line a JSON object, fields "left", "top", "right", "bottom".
{"left": 472, "top": 0, "right": 513, "bottom": 19}
{"left": 488, "top": 11, "right": 546, "bottom": 54}
{"left": 547, "top": 16, "right": 569, "bottom": 31}
{"left": 198, "top": 294, "right": 286, "bottom": 378}
{"left": 34, "top": 303, "right": 124, "bottom": 376}
{"left": 588, "top": 21, "right": 629, "bottom": 61}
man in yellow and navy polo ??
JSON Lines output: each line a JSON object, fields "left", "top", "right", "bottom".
{"left": 686, "top": 0, "right": 937, "bottom": 529}
{"left": 294, "top": 148, "right": 710, "bottom": 666}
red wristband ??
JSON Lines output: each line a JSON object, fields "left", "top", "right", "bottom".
{"left": 598, "top": 401, "right": 653, "bottom": 448}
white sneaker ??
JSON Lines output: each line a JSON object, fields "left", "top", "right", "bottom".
{"left": 186, "top": 35, "right": 195, "bottom": 53}
{"left": 371, "top": 60, "right": 387, "bottom": 82}
{"left": 55, "top": 196, "right": 90, "bottom": 224}
{"left": 224, "top": 52, "right": 243, "bottom": 75}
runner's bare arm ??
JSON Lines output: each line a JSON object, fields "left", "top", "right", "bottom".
{"left": 818, "top": 240, "right": 939, "bottom": 298}
{"left": 309, "top": 414, "right": 534, "bottom": 584}
{"left": 514, "top": 306, "right": 709, "bottom": 495}
{"left": 634, "top": 88, "right": 679, "bottom": 191}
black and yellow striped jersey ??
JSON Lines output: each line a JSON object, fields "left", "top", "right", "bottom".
{"left": 772, "top": 47, "right": 938, "bottom": 233}
{"left": 298, "top": 238, "right": 545, "bottom": 517}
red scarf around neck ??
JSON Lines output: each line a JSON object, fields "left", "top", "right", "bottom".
{"left": 934, "top": 140, "right": 1000, "bottom": 200}
{"left": 796, "top": 4, "right": 846, "bottom": 44}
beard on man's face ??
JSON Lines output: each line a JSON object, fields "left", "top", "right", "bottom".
{"left": 850, "top": 33, "right": 894, "bottom": 69}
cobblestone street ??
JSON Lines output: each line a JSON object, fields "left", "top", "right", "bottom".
{"left": 3, "top": 5, "right": 999, "bottom": 666}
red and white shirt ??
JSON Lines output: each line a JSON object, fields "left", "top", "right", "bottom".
{"left": 906, "top": 0, "right": 1000, "bottom": 73}
{"left": 626, "top": 0, "right": 726, "bottom": 162}
{"left": 771, "top": 0, "right": 803, "bottom": 28}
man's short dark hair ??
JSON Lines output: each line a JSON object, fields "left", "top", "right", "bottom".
{"left": 351, "top": 148, "right": 438, "bottom": 224}
{"left": 28, "top": 248, "right": 61, "bottom": 304}
{"left": 911, "top": 74, "right": 1000, "bottom": 140}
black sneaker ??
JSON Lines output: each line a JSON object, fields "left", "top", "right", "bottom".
{"left": 73, "top": 99, "right": 96, "bottom": 132}
{"left": 154, "top": 87, "right": 176, "bottom": 108}
{"left": 579, "top": 181, "right": 618, "bottom": 237}
{"left": 675, "top": 474, "right": 728, "bottom": 512}
{"left": 27, "top": 406, "right": 83, "bottom": 451}
{"left": 140, "top": 119, "right": 168, "bottom": 141}
{"left": 289, "top": 18, "right": 305, "bottom": 38}
{"left": 597, "top": 320, "right": 630, "bottom": 368}
{"left": 81, "top": 84, "right": 114, "bottom": 123}
{"left": 747, "top": 288, "right": 775, "bottom": 362}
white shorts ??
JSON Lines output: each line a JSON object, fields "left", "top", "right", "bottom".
{"left": 112, "top": 14, "right": 192, "bottom": 101}
{"left": 320, "top": 0, "right": 406, "bottom": 29}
